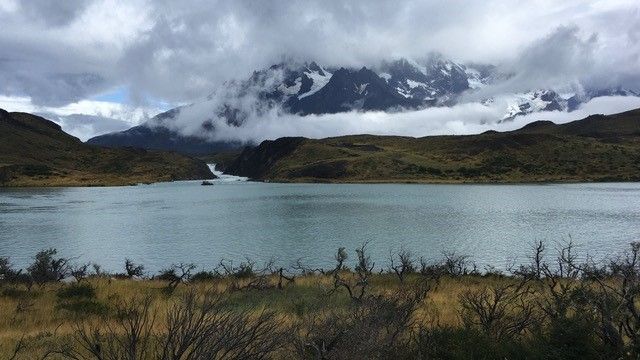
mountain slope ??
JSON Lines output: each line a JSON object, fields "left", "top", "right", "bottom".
{"left": 0, "top": 109, "right": 214, "bottom": 186}
{"left": 224, "top": 108, "right": 640, "bottom": 183}
{"left": 87, "top": 123, "right": 241, "bottom": 155}
{"left": 289, "top": 67, "right": 422, "bottom": 114}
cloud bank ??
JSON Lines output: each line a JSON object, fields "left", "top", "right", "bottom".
{"left": 0, "top": 1, "right": 638, "bottom": 140}
{"left": 1, "top": 0, "right": 638, "bottom": 106}
{"left": 163, "top": 95, "right": 640, "bottom": 144}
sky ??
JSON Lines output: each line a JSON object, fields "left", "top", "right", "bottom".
{"left": 0, "top": 0, "right": 638, "bottom": 141}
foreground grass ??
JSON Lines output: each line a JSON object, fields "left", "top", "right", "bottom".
{"left": 3, "top": 242, "right": 640, "bottom": 359}
{"left": 0, "top": 274, "right": 516, "bottom": 359}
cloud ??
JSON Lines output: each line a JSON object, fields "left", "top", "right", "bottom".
{"left": 0, "top": 1, "right": 638, "bottom": 143}
{"left": 0, "top": 0, "right": 638, "bottom": 108}
{"left": 0, "top": 95, "right": 161, "bottom": 140}
{"left": 44, "top": 114, "right": 133, "bottom": 142}
{"left": 166, "top": 93, "right": 640, "bottom": 144}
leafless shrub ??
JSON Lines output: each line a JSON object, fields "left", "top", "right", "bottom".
{"left": 295, "top": 286, "right": 430, "bottom": 359}
{"left": 58, "top": 290, "right": 286, "bottom": 360}
{"left": 159, "top": 290, "right": 287, "bottom": 359}
{"left": 389, "top": 248, "right": 415, "bottom": 283}
{"left": 291, "top": 258, "right": 326, "bottom": 275}
{"left": 327, "top": 247, "right": 349, "bottom": 275}
{"left": 510, "top": 240, "right": 546, "bottom": 280}
{"left": 59, "top": 295, "right": 156, "bottom": 360}
{"left": 157, "top": 263, "right": 196, "bottom": 294}
{"left": 331, "top": 243, "right": 374, "bottom": 302}
{"left": 537, "top": 240, "right": 587, "bottom": 319}
{"left": 91, "top": 263, "right": 103, "bottom": 277}
{"left": 442, "top": 252, "right": 473, "bottom": 276}
{"left": 218, "top": 258, "right": 277, "bottom": 292}
{"left": 588, "top": 241, "right": 640, "bottom": 355}
{"left": 460, "top": 281, "right": 537, "bottom": 341}
{"left": 418, "top": 257, "right": 445, "bottom": 279}
{"left": 277, "top": 267, "right": 295, "bottom": 289}
{"left": 70, "top": 264, "right": 90, "bottom": 283}
{"left": 0, "top": 257, "right": 31, "bottom": 287}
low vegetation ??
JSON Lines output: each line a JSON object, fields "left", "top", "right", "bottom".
{"left": 0, "top": 109, "right": 214, "bottom": 187}
{"left": 224, "top": 109, "right": 640, "bottom": 183}
{"left": 3, "top": 241, "right": 640, "bottom": 359}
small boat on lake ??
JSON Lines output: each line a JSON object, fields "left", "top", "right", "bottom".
{"left": 201, "top": 180, "right": 214, "bottom": 186}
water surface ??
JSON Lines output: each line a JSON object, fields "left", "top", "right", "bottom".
{"left": 1, "top": 180, "right": 639, "bottom": 273}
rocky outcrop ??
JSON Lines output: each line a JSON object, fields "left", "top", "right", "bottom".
{"left": 225, "top": 137, "right": 306, "bottom": 179}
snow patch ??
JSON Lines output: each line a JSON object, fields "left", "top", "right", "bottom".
{"left": 298, "top": 66, "right": 332, "bottom": 99}
{"left": 396, "top": 87, "right": 411, "bottom": 98}
{"left": 406, "top": 79, "right": 426, "bottom": 89}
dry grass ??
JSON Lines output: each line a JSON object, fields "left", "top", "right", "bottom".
{"left": 0, "top": 273, "right": 520, "bottom": 358}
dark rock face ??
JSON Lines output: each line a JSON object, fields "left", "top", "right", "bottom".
{"left": 424, "top": 58, "right": 470, "bottom": 95}
{"left": 224, "top": 137, "right": 306, "bottom": 179}
{"left": 290, "top": 67, "right": 422, "bottom": 114}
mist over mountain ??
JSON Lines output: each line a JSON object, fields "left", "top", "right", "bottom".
{"left": 88, "top": 54, "right": 640, "bottom": 154}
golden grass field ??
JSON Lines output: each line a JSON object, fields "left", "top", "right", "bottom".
{"left": 0, "top": 273, "right": 518, "bottom": 358}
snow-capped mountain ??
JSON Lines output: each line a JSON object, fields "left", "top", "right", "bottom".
{"left": 87, "top": 56, "right": 640, "bottom": 154}
{"left": 502, "top": 90, "right": 569, "bottom": 120}
{"left": 377, "top": 56, "right": 470, "bottom": 106}
{"left": 500, "top": 88, "right": 640, "bottom": 120}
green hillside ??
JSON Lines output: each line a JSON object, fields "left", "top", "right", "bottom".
{"left": 0, "top": 109, "right": 214, "bottom": 187}
{"left": 225, "top": 109, "right": 640, "bottom": 183}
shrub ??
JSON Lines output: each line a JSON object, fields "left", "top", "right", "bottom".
{"left": 56, "top": 299, "right": 109, "bottom": 316}
{"left": 124, "top": 258, "right": 145, "bottom": 278}
{"left": 70, "top": 263, "right": 90, "bottom": 282}
{"left": 62, "top": 290, "right": 287, "bottom": 359}
{"left": 56, "top": 283, "right": 96, "bottom": 300}
{"left": 0, "top": 257, "right": 31, "bottom": 286}
{"left": 27, "top": 249, "right": 69, "bottom": 284}
{"left": 410, "top": 326, "right": 531, "bottom": 360}
{"left": 190, "top": 270, "right": 219, "bottom": 282}
{"left": 1, "top": 287, "right": 32, "bottom": 299}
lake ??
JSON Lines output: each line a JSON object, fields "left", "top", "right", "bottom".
{"left": 1, "top": 178, "right": 640, "bottom": 273}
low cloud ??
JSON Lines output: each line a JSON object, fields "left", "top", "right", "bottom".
{"left": 0, "top": 95, "right": 160, "bottom": 140}
{"left": 168, "top": 95, "right": 640, "bottom": 144}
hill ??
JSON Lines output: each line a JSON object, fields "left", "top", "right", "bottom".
{"left": 0, "top": 109, "right": 214, "bottom": 186}
{"left": 86, "top": 108, "right": 242, "bottom": 155}
{"left": 224, "top": 108, "right": 640, "bottom": 183}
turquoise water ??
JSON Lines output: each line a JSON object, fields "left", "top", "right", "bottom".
{"left": 1, "top": 181, "right": 640, "bottom": 273}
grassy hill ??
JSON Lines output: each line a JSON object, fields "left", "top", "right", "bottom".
{"left": 225, "top": 108, "right": 640, "bottom": 183}
{"left": 0, "top": 109, "right": 214, "bottom": 187}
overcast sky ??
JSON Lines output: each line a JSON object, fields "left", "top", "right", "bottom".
{"left": 0, "top": 0, "right": 638, "bottom": 140}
